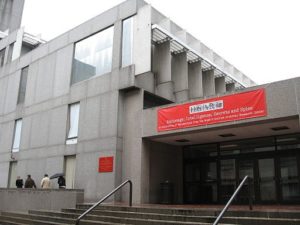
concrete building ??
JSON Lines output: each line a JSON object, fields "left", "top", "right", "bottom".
{"left": 0, "top": 0, "right": 300, "bottom": 205}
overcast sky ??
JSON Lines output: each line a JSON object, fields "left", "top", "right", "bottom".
{"left": 21, "top": 0, "right": 300, "bottom": 85}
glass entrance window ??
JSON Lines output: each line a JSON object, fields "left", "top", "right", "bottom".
{"left": 280, "top": 157, "right": 300, "bottom": 201}
{"left": 238, "top": 160, "right": 255, "bottom": 203}
{"left": 184, "top": 161, "right": 217, "bottom": 203}
{"left": 258, "top": 158, "right": 276, "bottom": 202}
{"left": 220, "top": 159, "right": 236, "bottom": 202}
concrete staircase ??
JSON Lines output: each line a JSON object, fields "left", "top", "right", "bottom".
{"left": 1, "top": 204, "right": 300, "bottom": 225}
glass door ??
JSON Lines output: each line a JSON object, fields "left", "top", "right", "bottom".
{"left": 237, "top": 159, "right": 255, "bottom": 203}
{"left": 220, "top": 159, "right": 236, "bottom": 202}
{"left": 279, "top": 156, "right": 300, "bottom": 202}
{"left": 258, "top": 158, "right": 277, "bottom": 202}
{"left": 184, "top": 161, "right": 217, "bottom": 204}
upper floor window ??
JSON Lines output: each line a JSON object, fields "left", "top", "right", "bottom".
{"left": 66, "top": 102, "right": 80, "bottom": 145}
{"left": 71, "top": 26, "right": 114, "bottom": 85}
{"left": 122, "top": 17, "right": 134, "bottom": 67}
{"left": 12, "top": 119, "right": 22, "bottom": 152}
{"left": 17, "top": 66, "right": 29, "bottom": 104}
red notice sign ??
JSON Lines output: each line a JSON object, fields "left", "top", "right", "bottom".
{"left": 157, "top": 89, "right": 267, "bottom": 132}
{"left": 99, "top": 156, "right": 114, "bottom": 173}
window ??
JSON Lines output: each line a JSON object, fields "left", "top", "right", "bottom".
{"left": 122, "top": 17, "right": 134, "bottom": 67}
{"left": 0, "top": 48, "right": 5, "bottom": 67}
{"left": 66, "top": 103, "right": 80, "bottom": 144}
{"left": 17, "top": 66, "right": 29, "bottom": 104}
{"left": 12, "top": 119, "right": 22, "bottom": 152}
{"left": 71, "top": 26, "right": 114, "bottom": 84}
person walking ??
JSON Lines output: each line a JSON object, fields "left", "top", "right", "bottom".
{"left": 15, "top": 176, "right": 23, "bottom": 188}
{"left": 41, "top": 174, "right": 51, "bottom": 189}
{"left": 24, "top": 174, "right": 36, "bottom": 188}
{"left": 58, "top": 176, "right": 66, "bottom": 189}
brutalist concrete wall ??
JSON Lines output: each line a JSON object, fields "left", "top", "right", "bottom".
{"left": 0, "top": 188, "right": 83, "bottom": 212}
{"left": 0, "top": 0, "right": 24, "bottom": 33}
{"left": 147, "top": 141, "right": 183, "bottom": 204}
{"left": 0, "top": 0, "right": 147, "bottom": 202}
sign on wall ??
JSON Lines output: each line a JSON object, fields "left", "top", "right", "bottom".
{"left": 157, "top": 89, "right": 267, "bottom": 132}
{"left": 98, "top": 156, "right": 114, "bottom": 173}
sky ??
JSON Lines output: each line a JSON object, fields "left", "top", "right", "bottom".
{"left": 21, "top": 0, "right": 300, "bottom": 85}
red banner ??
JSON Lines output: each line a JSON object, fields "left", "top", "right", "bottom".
{"left": 98, "top": 156, "right": 114, "bottom": 173}
{"left": 157, "top": 89, "right": 267, "bottom": 132}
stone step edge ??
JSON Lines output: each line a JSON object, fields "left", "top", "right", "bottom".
{"left": 0, "top": 215, "right": 67, "bottom": 225}
{"left": 32, "top": 209, "right": 300, "bottom": 223}
{"left": 0, "top": 211, "right": 130, "bottom": 225}
{"left": 2, "top": 211, "right": 216, "bottom": 225}
{"left": 75, "top": 204, "right": 300, "bottom": 218}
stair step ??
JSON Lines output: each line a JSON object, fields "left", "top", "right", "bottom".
{"left": 0, "top": 218, "right": 27, "bottom": 225}
{"left": 29, "top": 209, "right": 215, "bottom": 223}
{"left": 28, "top": 210, "right": 218, "bottom": 225}
{"left": 76, "top": 204, "right": 300, "bottom": 219}
{"left": 0, "top": 215, "right": 68, "bottom": 225}
{"left": 0, "top": 212, "right": 126, "bottom": 225}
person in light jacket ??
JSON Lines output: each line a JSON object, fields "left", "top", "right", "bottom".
{"left": 41, "top": 174, "right": 51, "bottom": 189}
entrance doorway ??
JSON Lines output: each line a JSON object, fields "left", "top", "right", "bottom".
{"left": 8, "top": 161, "right": 17, "bottom": 188}
{"left": 64, "top": 155, "right": 76, "bottom": 189}
{"left": 184, "top": 134, "right": 300, "bottom": 204}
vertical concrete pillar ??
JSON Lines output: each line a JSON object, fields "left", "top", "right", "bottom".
{"left": 188, "top": 61, "right": 203, "bottom": 99}
{"left": 122, "top": 89, "right": 148, "bottom": 204}
{"left": 226, "top": 83, "right": 235, "bottom": 93}
{"left": 172, "top": 52, "right": 188, "bottom": 102}
{"left": 202, "top": 70, "right": 215, "bottom": 97}
{"left": 154, "top": 41, "right": 174, "bottom": 101}
{"left": 111, "top": 20, "right": 122, "bottom": 70}
{"left": 215, "top": 77, "right": 226, "bottom": 95}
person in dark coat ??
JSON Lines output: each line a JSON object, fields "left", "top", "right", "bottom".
{"left": 15, "top": 176, "right": 23, "bottom": 188}
{"left": 24, "top": 174, "right": 36, "bottom": 188}
{"left": 58, "top": 176, "right": 66, "bottom": 189}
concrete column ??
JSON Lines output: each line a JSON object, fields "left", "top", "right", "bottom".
{"left": 172, "top": 52, "right": 188, "bottom": 102}
{"left": 154, "top": 41, "right": 174, "bottom": 101}
{"left": 122, "top": 89, "right": 148, "bottom": 203}
{"left": 188, "top": 61, "right": 203, "bottom": 99}
{"left": 226, "top": 83, "right": 235, "bottom": 93}
{"left": 111, "top": 20, "right": 122, "bottom": 70}
{"left": 202, "top": 70, "right": 215, "bottom": 97}
{"left": 215, "top": 77, "right": 226, "bottom": 95}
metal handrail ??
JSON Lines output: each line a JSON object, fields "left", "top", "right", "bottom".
{"left": 75, "top": 180, "right": 132, "bottom": 225}
{"left": 213, "top": 175, "right": 253, "bottom": 225}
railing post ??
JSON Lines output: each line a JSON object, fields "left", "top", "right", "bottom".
{"left": 129, "top": 180, "right": 132, "bottom": 207}
{"left": 75, "top": 179, "right": 132, "bottom": 225}
{"left": 213, "top": 175, "right": 249, "bottom": 225}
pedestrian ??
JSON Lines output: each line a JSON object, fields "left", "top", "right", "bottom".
{"left": 58, "top": 176, "right": 66, "bottom": 189}
{"left": 24, "top": 174, "right": 36, "bottom": 188}
{"left": 41, "top": 174, "right": 51, "bottom": 189}
{"left": 15, "top": 176, "right": 23, "bottom": 188}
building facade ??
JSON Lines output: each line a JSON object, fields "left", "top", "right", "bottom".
{"left": 0, "top": 0, "right": 300, "bottom": 205}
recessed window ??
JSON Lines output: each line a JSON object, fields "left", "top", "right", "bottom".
{"left": 66, "top": 103, "right": 80, "bottom": 145}
{"left": 271, "top": 126, "right": 289, "bottom": 131}
{"left": 71, "top": 26, "right": 114, "bottom": 84}
{"left": 176, "top": 139, "right": 190, "bottom": 143}
{"left": 12, "top": 119, "right": 22, "bottom": 152}
{"left": 17, "top": 66, "right": 29, "bottom": 104}
{"left": 219, "top": 133, "right": 235, "bottom": 137}
{"left": 122, "top": 17, "right": 134, "bottom": 67}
